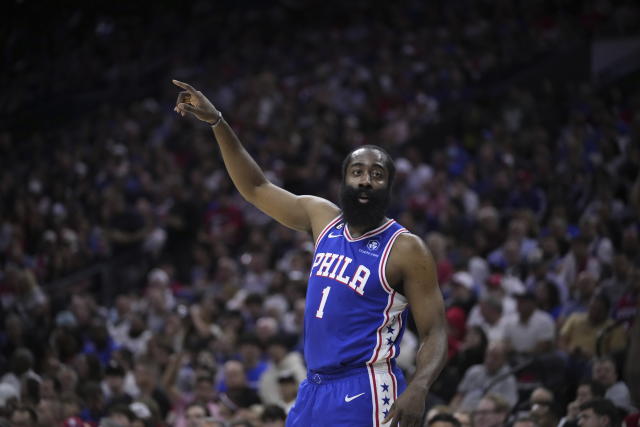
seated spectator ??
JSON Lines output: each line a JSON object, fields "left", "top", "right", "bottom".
{"left": 503, "top": 291, "right": 555, "bottom": 363}
{"left": 130, "top": 357, "right": 171, "bottom": 421}
{"left": 237, "top": 334, "right": 268, "bottom": 390}
{"left": 592, "top": 357, "right": 637, "bottom": 414}
{"left": 78, "top": 382, "right": 106, "bottom": 425}
{"left": 579, "top": 215, "right": 614, "bottom": 268}
{"left": 559, "top": 293, "right": 626, "bottom": 360}
{"left": 511, "top": 415, "right": 539, "bottom": 427}
{"left": 143, "top": 268, "right": 176, "bottom": 334}
{"left": 558, "top": 236, "right": 601, "bottom": 292}
{"left": 528, "top": 387, "right": 560, "bottom": 427}
{"left": 558, "top": 271, "right": 598, "bottom": 327}
{"left": 610, "top": 264, "right": 639, "bottom": 329}
{"left": 1, "top": 348, "right": 41, "bottom": 395}
{"left": 559, "top": 380, "right": 606, "bottom": 427}
{"left": 9, "top": 405, "right": 38, "bottom": 426}
{"left": 450, "top": 342, "right": 518, "bottom": 411}
{"left": 258, "top": 336, "right": 306, "bottom": 410}
{"left": 428, "top": 412, "right": 462, "bottom": 427}
{"left": 102, "top": 360, "right": 133, "bottom": 409}
{"left": 578, "top": 398, "right": 620, "bottom": 427}
{"left": 445, "top": 306, "right": 467, "bottom": 360}
{"left": 471, "top": 394, "right": 510, "bottom": 427}
{"left": 466, "top": 294, "right": 510, "bottom": 344}
{"left": 601, "top": 254, "right": 633, "bottom": 308}
{"left": 35, "top": 398, "right": 66, "bottom": 426}
{"left": 532, "top": 280, "right": 562, "bottom": 320}
{"left": 102, "top": 404, "right": 135, "bottom": 427}
{"left": 275, "top": 371, "right": 299, "bottom": 414}
{"left": 166, "top": 374, "right": 222, "bottom": 426}
{"left": 260, "top": 404, "right": 287, "bottom": 427}
{"left": 431, "top": 326, "right": 488, "bottom": 403}
{"left": 83, "top": 318, "right": 120, "bottom": 366}
{"left": 0, "top": 382, "right": 19, "bottom": 413}
{"left": 448, "top": 271, "right": 477, "bottom": 315}
{"left": 219, "top": 361, "right": 260, "bottom": 411}
{"left": 184, "top": 402, "right": 210, "bottom": 427}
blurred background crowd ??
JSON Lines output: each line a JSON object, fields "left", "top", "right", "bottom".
{"left": 1, "top": 0, "right": 639, "bottom": 426}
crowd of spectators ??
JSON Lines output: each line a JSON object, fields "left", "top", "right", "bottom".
{"left": 1, "top": 0, "right": 640, "bottom": 426}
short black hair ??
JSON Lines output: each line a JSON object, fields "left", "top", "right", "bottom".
{"left": 579, "top": 398, "right": 618, "bottom": 425}
{"left": 261, "top": 404, "right": 287, "bottom": 422}
{"left": 341, "top": 145, "right": 396, "bottom": 187}
{"left": 428, "top": 412, "right": 461, "bottom": 427}
{"left": 238, "top": 333, "right": 263, "bottom": 349}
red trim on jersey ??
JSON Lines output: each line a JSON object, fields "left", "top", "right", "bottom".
{"left": 386, "top": 360, "right": 398, "bottom": 399}
{"left": 314, "top": 214, "right": 343, "bottom": 250}
{"left": 368, "top": 228, "right": 408, "bottom": 365}
{"left": 378, "top": 228, "right": 407, "bottom": 293}
{"left": 344, "top": 218, "right": 395, "bottom": 242}
{"left": 369, "top": 292, "right": 395, "bottom": 365}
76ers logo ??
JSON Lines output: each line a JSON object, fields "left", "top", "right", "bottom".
{"left": 367, "top": 240, "right": 380, "bottom": 251}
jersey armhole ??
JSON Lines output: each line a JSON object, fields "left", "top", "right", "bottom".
{"left": 313, "top": 214, "right": 343, "bottom": 250}
{"left": 379, "top": 229, "right": 409, "bottom": 296}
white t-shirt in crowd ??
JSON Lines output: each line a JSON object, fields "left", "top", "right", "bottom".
{"left": 503, "top": 309, "right": 555, "bottom": 353}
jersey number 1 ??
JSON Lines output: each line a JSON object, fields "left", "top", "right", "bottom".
{"left": 315, "top": 286, "right": 331, "bottom": 318}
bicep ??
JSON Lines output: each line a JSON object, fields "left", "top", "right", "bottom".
{"left": 396, "top": 235, "right": 446, "bottom": 339}
{"left": 253, "top": 182, "right": 339, "bottom": 234}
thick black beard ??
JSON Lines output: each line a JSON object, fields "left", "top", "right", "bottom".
{"left": 339, "top": 183, "right": 390, "bottom": 232}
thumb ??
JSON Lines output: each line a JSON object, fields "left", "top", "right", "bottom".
{"left": 382, "top": 406, "right": 397, "bottom": 425}
{"left": 177, "top": 103, "right": 200, "bottom": 114}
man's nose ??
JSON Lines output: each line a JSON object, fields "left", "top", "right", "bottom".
{"left": 358, "top": 173, "right": 372, "bottom": 187}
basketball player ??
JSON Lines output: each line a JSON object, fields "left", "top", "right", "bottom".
{"left": 173, "top": 80, "right": 447, "bottom": 427}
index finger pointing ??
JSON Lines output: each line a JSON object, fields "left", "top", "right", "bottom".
{"left": 172, "top": 79, "right": 197, "bottom": 94}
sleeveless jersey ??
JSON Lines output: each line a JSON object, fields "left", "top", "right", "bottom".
{"left": 304, "top": 215, "right": 410, "bottom": 374}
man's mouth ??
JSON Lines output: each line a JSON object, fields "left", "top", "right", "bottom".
{"left": 357, "top": 193, "right": 369, "bottom": 204}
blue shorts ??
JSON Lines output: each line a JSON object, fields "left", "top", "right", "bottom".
{"left": 286, "top": 363, "right": 407, "bottom": 427}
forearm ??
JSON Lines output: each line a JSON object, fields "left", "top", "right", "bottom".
{"left": 212, "top": 120, "right": 269, "bottom": 202}
{"left": 408, "top": 327, "right": 447, "bottom": 392}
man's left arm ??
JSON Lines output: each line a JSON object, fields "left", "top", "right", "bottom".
{"left": 383, "top": 233, "right": 447, "bottom": 427}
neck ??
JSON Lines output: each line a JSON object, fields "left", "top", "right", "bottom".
{"left": 520, "top": 311, "right": 533, "bottom": 323}
{"left": 346, "top": 217, "right": 388, "bottom": 238}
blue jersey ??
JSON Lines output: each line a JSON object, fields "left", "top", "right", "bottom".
{"left": 305, "top": 214, "right": 409, "bottom": 374}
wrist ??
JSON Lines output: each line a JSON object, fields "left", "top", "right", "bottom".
{"left": 208, "top": 111, "right": 223, "bottom": 127}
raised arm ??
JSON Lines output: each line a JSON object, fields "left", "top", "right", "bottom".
{"left": 172, "top": 80, "right": 338, "bottom": 235}
{"left": 383, "top": 233, "right": 448, "bottom": 427}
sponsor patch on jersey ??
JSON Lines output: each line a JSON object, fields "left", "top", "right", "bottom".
{"left": 366, "top": 239, "right": 380, "bottom": 251}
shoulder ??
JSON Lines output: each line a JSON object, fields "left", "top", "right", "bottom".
{"left": 533, "top": 310, "right": 555, "bottom": 325}
{"left": 386, "top": 231, "right": 439, "bottom": 294}
{"left": 565, "top": 312, "right": 585, "bottom": 325}
{"left": 390, "top": 232, "right": 433, "bottom": 263}
{"left": 387, "top": 232, "right": 436, "bottom": 276}
{"left": 467, "top": 364, "right": 485, "bottom": 376}
{"left": 298, "top": 195, "right": 341, "bottom": 238}
{"left": 299, "top": 195, "right": 340, "bottom": 219}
